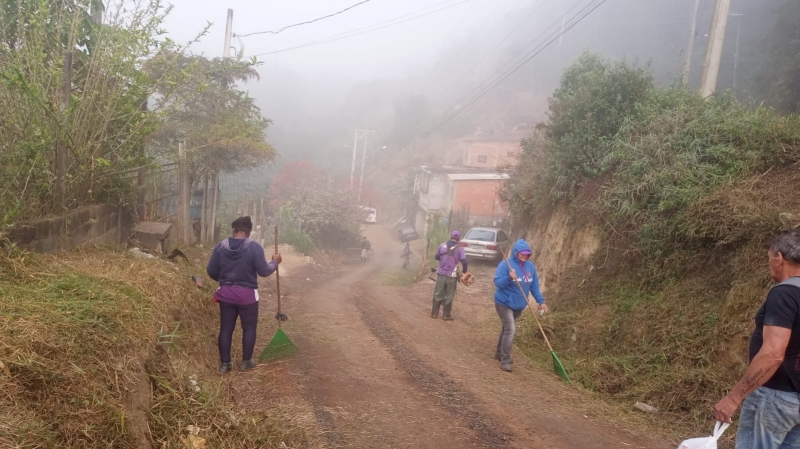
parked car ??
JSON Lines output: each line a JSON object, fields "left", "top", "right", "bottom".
{"left": 397, "top": 224, "right": 419, "bottom": 243}
{"left": 360, "top": 206, "right": 377, "bottom": 223}
{"left": 461, "top": 227, "right": 510, "bottom": 261}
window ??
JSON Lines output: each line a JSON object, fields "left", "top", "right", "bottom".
{"left": 464, "top": 229, "right": 496, "bottom": 242}
{"left": 497, "top": 231, "right": 508, "bottom": 242}
{"left": 477, "top": 155, "right": 488, "bottom": 163}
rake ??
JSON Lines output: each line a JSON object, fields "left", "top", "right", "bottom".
{"left": 259, "top": 226, "right": 299, "bottom": 362}
{"left": 499, "top": 247, "right": 570, "bottom": 383}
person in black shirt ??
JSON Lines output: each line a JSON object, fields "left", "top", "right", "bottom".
{"left": 714, "top": 230, "right": 800, "bottom": 448}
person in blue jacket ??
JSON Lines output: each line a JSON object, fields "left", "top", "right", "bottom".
{"left": 493, "top": 239, "right": 547, "bottom": 372}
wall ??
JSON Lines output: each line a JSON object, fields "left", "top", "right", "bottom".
{"left": 417, "top": 172, "right": 448, "bottom": 212}
{"left": 451, "top": 180, "right": 509, "bottom": 218}
{"left": 462, "top": 141, "right": 521, "bottom": 168}
{"left": 4, "top": 204, "right": 135, "bottom": 253}
{"left": 522, "top": 204, "right": 600, "bottom": 293}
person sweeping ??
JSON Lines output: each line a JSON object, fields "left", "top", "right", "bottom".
{"left": 206, "top": 216, "right": 282, "bottom": 374}
{"left": 493, "top": 239, "right": 547, "bottom": 372}
{"left": 432, "top": 230, "right": 468, "bottom": 321}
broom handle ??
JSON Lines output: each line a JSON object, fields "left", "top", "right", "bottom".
{"left": 274, "top": 226, "right": 281, "bottom": 329}
{"left": 498, "top": 247, "right": 555, "bottom": 353}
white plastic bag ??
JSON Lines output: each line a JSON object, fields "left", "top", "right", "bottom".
{"left": 678, "top": 422, "right": 730, "bottom": 449}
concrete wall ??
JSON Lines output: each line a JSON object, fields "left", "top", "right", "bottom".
{"left": 451, "top": 180, "right": 509, "bottom": 217}
{"left": 462, "top": 141, "right": 521, "bottom": 168}
{"left": 4, "top": 204, "right": 135, "bottom": 253}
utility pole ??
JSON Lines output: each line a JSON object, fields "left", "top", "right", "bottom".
{"left": 205, "top": 8, "right": 234, "bottom": 243}
{"left": 54, "top": 51, "right": 72, "bottom": 212}
{"left": 350, "top": 131, "right": 359, "bottom": 191}
{"left": 699, "top": 0, "right": 731, "bottom": 97}
{"left": 357, "top": 135, "right": 369, "bottom": 202}
{"left": 731, "top": 13, "right": 743, "bottom": 89}
{"left": 682, "top": 0, "right": 702, "bottom": 85}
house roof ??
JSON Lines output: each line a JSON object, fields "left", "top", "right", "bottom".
{"left": 446, "top": 173, "right": 510, "bottom": 181}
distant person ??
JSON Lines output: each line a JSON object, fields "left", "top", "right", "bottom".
{"left": 402, "top": 241, "right": 412, "bottom": 269}
{"left": 432, "top": 230, "right": 468, "bottom": 321}
{"left": 361, "top": 236, "right": 371, "bottom": 262}
{"left": 206, "top": 216, "right": 282, "bottom": 374}
{"left": 714, "top": 230, "right": 800, "bottom": 448}
{"left": 493, "top": 239, "right": 547, "bottom": 372}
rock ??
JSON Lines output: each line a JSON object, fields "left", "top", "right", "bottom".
{"left": 634, "top": 402, "right": 658, "bottom": 413}
{"left": 128, "top": 248, "right": 156, "bottom": 259}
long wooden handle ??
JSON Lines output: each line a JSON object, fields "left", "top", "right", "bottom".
{"left": 274, "top": 226, "right": 281, "bottom": 328}
{"left": 498, "top": 247, "right": 555, "bottom": 353}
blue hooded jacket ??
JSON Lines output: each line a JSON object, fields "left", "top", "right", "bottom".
{"left": 494, "top": 239, "right": 545, "bottom": 310}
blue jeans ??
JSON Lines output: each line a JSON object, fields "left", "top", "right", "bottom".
{"left": 736, "top": 387, "right": 800, "bottom": 449}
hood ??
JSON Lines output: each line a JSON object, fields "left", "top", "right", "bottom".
{"left": 219, "top": 237, "right": 253, "bottom": 260}
{"left": 511, "top": 239, "right": 532, "bottom": 259}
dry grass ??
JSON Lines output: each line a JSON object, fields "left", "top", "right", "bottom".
{"left": 0, "top": 245, "right": 319, "bottom": 448}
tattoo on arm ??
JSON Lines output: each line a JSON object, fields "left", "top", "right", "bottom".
{"left": 736, "top": 368, "right": 766, "bottom": 398}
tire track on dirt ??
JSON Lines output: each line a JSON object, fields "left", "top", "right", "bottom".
{"left": 354, "top": 285, "right": 521, "bottom": 449}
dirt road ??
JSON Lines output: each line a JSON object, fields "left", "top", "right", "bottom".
{"left": 240, "top": 226, "right": 671, "bottom": 449}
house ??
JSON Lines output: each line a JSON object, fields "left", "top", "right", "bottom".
{"left": 444, "top": 173, "right": 510, "bottom": 228}
{"left": 461, "top": 138, "right": 522, "bottom": 168}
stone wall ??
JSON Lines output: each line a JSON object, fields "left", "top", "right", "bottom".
{"left": 4, "top": 204, "right": 135, "bottom": 253}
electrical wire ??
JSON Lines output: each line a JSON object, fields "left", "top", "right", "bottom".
{"left": 235, "top": 0, "right": 374, "bottom": 38}
{"left": 366, "top": 0, "right": 608, "bottom": 177}
{"left": 436, "top": 0, "right": 479, "bottom": 55}
{"left": 249, "top": 0, "right": 472, "bottom": 57}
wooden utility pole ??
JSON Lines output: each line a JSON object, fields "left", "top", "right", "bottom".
{"left": 699, "top": 0, "right": 731, "bottom": 97}
{"left": 55, "top": 52, "right": 72, "bottom": 211}
{"left": 178, "top": 140, "right": 192, "bottom": 245}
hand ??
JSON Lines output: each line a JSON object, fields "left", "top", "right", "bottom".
{"left": 509, "top": 269, "right": 517, "bottom": 280}
{"left": 539, "top": 303, "right": 549, "bottom": 313}
{"left": 713, "top": 395, "right": 739, "bottom": 424}
{"left": 272, "top": 253, "right": 282, "bottom": 264}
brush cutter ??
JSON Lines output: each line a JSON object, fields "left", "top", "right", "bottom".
{"left": 259, "top": 226, "right": 299, "bottom": 362}
{"left": 499, "top": 247, "right": 570, "bottom": 383}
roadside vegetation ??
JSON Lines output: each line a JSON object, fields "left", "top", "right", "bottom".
{"left": 503, "top": 52, "right": 800, "bottom": 440}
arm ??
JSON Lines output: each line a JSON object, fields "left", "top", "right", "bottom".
{"left": 714, "top": 325, "right": 790, "bottom": 422}
{"left": 206, "top": 246, "right": 220, "bottom": 281}
{"left": 494, "top": 261, "right": 513, "bottom": 288}
{"left": 253, "top": 244, "right": 278, "bottom": 277}
{"left": 528, "top": 264, "right": 545, "bottom": 305}
{"left": 460, "top": 249, "right": 468, "bottom": 273}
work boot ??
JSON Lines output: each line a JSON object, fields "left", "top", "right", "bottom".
{"left": 442, "top": 304, "right": 453, "bottom": 321}
{"left": 218, "top": 362, "right": 232, "bottom": 374}
{"left": 239, "top": 359, "right": 257, "bottom": 372}
{"left": 501, "top": 362, "right": 512, "bottom": 372}
{"left": 431, "top": 299, "right": 441, "bottom": 318}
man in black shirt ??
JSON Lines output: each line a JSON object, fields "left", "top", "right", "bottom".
{"left": 714, "top": 230, "right": 800, "bottom": 448}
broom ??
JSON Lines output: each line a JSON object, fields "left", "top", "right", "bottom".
{"left": 259, "top": 226, "right": 299, "bottom": 362}
{"left": 499, "top": 247, "right": 570, "bottom": 383}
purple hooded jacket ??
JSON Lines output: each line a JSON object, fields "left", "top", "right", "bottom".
{"left": 206, "top": 238, "right": 277, "bottom": 305}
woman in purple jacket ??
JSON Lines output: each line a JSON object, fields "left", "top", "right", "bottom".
{"left": 207, "top": 216, "right": 282, "bottom": 373}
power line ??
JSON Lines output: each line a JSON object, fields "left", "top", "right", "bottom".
{"left": 436, "top": 0, "right": 479, "bottom": 55}
{"left": 367, "top": 0, "right": 608, "bottom": 177}
{"left": 235, "top": 0, "right": 374, "bottom": 38}
{"left": 249, "top": 0, "right": 472, "bottom": 57}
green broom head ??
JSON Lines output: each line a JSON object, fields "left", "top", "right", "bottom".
{"left": 258, "top": 328, "right": 299, "bottom": 361}
{"left": 551, "top": 351, "right": 570, "bottom": 383}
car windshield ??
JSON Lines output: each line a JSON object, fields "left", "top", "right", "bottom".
{"left": 464, "top": 230, "right": 495, "bottom": 242}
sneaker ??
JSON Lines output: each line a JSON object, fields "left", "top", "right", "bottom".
{"left": 501, "top": 363, "right": 512, "bottom": 372}
{"left": 218, "top": 362, "right": 232, "bottom": 374}
{"left": 442, "top": 316, "right": 454, "bottom": 321}
{"left": 239, "top": 359, "right": 257, "bottom": 372}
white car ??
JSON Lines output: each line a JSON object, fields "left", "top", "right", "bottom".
{"left": 462, "top": 227, "right": 510, "bottom": 261}
{"left": 360, "top": 206, "right": 377, "bottom": 223}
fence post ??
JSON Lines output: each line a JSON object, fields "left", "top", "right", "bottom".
{"left": 136, "top": 101, "right": 148, "bottom": 220}
{"left": 54, "top": 51, "right": 72, "bottom": 212}
{"left": 200, "top": 174, "right": 209, "bottom": 244}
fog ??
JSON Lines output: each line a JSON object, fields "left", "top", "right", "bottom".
{"left": 162, "top": 0, "right": 783, "bottom": 178}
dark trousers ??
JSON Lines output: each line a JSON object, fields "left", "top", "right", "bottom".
{"left": 218, "top": 301, "right": 259, "bottom": 364}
